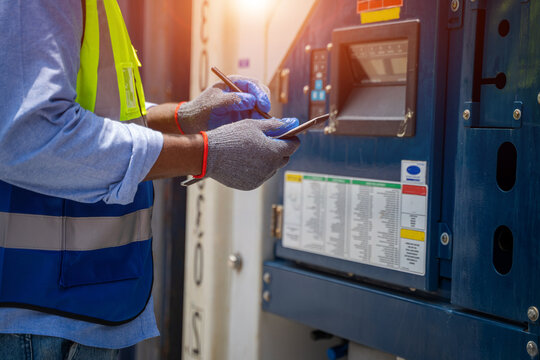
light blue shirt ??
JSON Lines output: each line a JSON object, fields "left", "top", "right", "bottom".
{"left": 0, "top": 1, "right": 164, "bottom": 349}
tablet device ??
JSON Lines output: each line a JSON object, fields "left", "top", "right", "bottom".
{"left": 274, "top": 113, "right": 329, "bottom": 139}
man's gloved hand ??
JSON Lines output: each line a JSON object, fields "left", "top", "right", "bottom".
{"left": 177, "top": 76, "right": 271, "bottom": 134}
{"left": 203, "top": 118, "right": 300, "bottom": 190}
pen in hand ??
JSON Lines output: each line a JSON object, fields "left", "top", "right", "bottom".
{"left": 210, "top": 67, "right": 273, "bottom": 120}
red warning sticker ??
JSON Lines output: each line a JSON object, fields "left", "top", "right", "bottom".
{"left": 402, "top": 185, "right": 427, "bottom": 196}
{"left": 357, "top": 0, "right": 404, "bottom": 14}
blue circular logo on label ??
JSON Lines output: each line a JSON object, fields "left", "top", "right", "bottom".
{"left": 407, "top": 165, "right": 421, "bottom": 175}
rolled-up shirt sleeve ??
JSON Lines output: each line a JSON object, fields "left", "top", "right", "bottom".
{"left": 0, "top": 1, "right": 163, "bottom": 205}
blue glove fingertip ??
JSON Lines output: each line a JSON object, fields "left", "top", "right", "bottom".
{"left": 281, "top": 117, "right": 299, "bottom": 131}
{"left": 231, "top": 93, "right": 257, "bottom": 112}
{"left": 264, "top": 117, "right": 299, "bottom": 138}
{"left": 235, "top": 79, "right": 271, "bottom": 112}
{"left": 257, "top": 95, "right": 271, "bottom": 113}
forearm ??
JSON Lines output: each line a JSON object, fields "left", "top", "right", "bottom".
{"left": 143, "top": 133, "right": 204, "bottom": 181}
{"left": 146, "top": 103, "right": 182, "bottom": 134}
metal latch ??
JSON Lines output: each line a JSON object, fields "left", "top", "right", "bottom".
{"left": 270, "top": 204, "right": 283, "bottom": 239}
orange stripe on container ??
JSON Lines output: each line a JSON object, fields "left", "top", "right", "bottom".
{"left": 357, "top": 2, "right": 370, "bottom": 12}
{"left": 383, "top": 0, "right": 403, "bottom": 7}
{"left": 369, "top": 0, "right": 383, "bottom": 9}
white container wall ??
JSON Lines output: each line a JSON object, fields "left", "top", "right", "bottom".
{"left": 183, "top": 1, "right": 341, "bottom": 359}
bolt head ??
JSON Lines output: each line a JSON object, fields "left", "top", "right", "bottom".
{"left": 228, "top": 253, "right": 242, "bottom": 271}
{"left": 325, "top": 84, "right": 332, "bottom": 93}
{"left": 327, "top": 43, "right": 333, "bottom": 52}
{"left": 305, "top": 44, "right": 312, "bottom": 53}
{"left": 263, "top": 272, "right": 271, "bottom": 284}
{"left": 440, "top": 232, "right": 450, "bottom": 246}
{"left": 463, "top": 109, "right": 471, "bottom": 120}
{"left": 303, "top": 85, "right": 310, "bottom": 94}
{"left": 528, "top": 307, "right": 539, "bottom": 322}
{"left": 263, "top": 290, "right": 271, "bottom": 302}
{"left": 513, "top": 108, "right": 522, "bottom": 120}
{"left": 451, "top": 0, "right": 460, "bottom": 12}
{"left": 527, "top": 341, "right": 539, "bottom": 357}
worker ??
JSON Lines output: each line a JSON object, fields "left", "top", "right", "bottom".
{"left": 0, "top": 1, "right": 300, "bottom": 359}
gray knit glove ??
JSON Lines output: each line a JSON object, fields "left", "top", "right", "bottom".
{"left": 205, "top": 118, "right": 300, "bottom": 190}
{"left": 177, "top": 76, "right": 271, "bottom": 134}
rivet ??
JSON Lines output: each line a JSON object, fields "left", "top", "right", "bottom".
{"left": 303, "top": 85, "right": 310, "bottom": 95}
{"left": 527, "top": 341, "right": 539, "bottom": 357}
{"left": 327, "top": 43, "right": 333, "bottom": 52}
{"left": 528, "top": 306, "right": 539, "bottom": 322}
{"left": 227, "top": 253, "right": 242, "bottom": 271}
{"left": 325, "top": 85, "right": 332, "bottom": 93}
{"left": 305, "top": 44, "right": 312, "bottom": 53}
{"left": 463, "top": 109, "right": 471, "bottom": 120}
{"left": 513, "top": 108, "right": 522, "bottom": 121}
{"left": 263, "top": 290, "right": 271, "bottom": 302}
{"left": 263, "top": 272, "right": 271, "bottom": 284}
{"left": 440, "top": 232, "right": 450, "bottom": 246}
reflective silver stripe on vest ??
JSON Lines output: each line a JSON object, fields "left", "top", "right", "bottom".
{"left": 94, "top": 0, "right": 147, "bottom": 127}
{"left": 95, "top": 0, "right": 121, "bottom": 120}
{"left": 0, "top": 208, "right": 152, "bottom": 251}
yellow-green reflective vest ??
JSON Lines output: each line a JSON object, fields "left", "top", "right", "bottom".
{"left": 77, "top": 0, "right": 147, "bottom": 122}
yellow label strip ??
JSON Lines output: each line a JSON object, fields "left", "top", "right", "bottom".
{"left": 361, "top": 7, "right": 401, "bottom": 24}
{"left": 286, "top": 174, "right": 303, "bottom": 182}
{"left": 400, "top": 229, "right": 426, "bottom": 241}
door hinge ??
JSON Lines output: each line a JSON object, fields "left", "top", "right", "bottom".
{"left": 270, "top": 204, "right": 283, "bottom": 239}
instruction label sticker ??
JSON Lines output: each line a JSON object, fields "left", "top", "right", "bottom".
{"left": 283, "top": 169, "right": 428, "bottom": 276}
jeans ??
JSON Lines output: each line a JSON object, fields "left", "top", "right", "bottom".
{"left": 0, "top": 334, "right": 119, "bottom": 360}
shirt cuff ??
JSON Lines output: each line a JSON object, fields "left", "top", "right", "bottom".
{"left": 103, "top": 123, "right": 164, "bottom": 205}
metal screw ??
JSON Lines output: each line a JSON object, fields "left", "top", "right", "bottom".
{"left": 513, "top": 108, "right": 522, "bottom": 121}
{"left": 451, "top": 0, "right": 460, "bottom": 12}
{"left": 528, "top": 307, "right": 539, "bottom": 322}
{"left": 263, "top": 272, "right": 271, "bottom": 284}
{"left": 440, "top": 232, "right": 450, "bottom": 246}
{"left": 305, "top": 44, "right": 312, "bottom": 53}
{"left": 263, "top": 290, "right": 271, "bottom": 302}
{"left": 228, "top": 253, "right": 242, "bottom": 271}
{"left": 527, "top": 341, "right": 539, "bottom": 357}
{"left": 325, "top": 84, "right": 332, "bottom": 93}
{"left": 303, "top": 85, "right": 310, "bottom": 94}
{"left": 327, "top": 43, "right": 333, "bottom": 52}
{"left": 463, "top": 109, "right": 471, "bottom": 120}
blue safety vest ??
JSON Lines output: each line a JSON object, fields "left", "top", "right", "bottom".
{"left": 0, "top": 0, "right": 153, "bottom": 325}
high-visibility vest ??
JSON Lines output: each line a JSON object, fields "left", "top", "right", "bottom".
{"left": 0, "top": 0, "right": 153, "bottom": 325}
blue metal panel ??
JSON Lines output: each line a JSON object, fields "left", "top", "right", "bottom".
{"left": 270, "top": 0, "right": 449, "bottom": 291}
{"left": 262, "top": 0, "right": 540, "bottom": 357}
{"left": 263, "top": 260, "right": 537, "bottom": 360}
{"left": 451, "top": 0, "right": 540, "bottom": 323}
